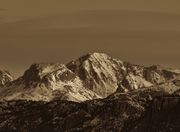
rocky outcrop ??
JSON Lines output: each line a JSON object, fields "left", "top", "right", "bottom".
{"left": 0, "top": 70, "right": 13, "bottom": 87}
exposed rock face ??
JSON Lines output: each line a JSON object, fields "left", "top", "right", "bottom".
{"left": 23, "top": 63, "right": 64, "bottom": 86}
{"left": 0, "top": 70, "right": 13, "bottom": 87}
{"left": 0, "top": 63, "right": 100, "bottom": 102}
{"left": 120, "top": 73, "right": 153, "bottom": 90}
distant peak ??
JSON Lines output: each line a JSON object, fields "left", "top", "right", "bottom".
{"left": 26, "top": 63, "right": 65, "bottom": 75}
{"left": 22, "top": 63, "right": 66, "bottom": 84}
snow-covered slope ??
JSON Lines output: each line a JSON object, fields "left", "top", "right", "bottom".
{"left": 0, "top": 70, "right": 13, "bottom": 87}
{"left": 119, "top": 64, "right": 180, "bottom": 91}
{"left": 67, "top": 53, "right": 126, "bottom": 97}
{"left": 0, "top": 63, "right": 100, "bottom": 102}
{"left": 67, "top": 53, "right": 180, "bottom": 97}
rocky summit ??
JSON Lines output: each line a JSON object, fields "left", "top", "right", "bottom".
{"left": 67, "top": 53, "right": 126, "bottom": 97}
{"left": 0, "top": 52, "right": 180, "bottom": 132}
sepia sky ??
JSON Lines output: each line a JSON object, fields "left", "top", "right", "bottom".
{"left": 0, "top": 0, "right": 180, "bottom": 77}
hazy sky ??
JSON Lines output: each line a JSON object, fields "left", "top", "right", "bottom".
{"left": 0, "top": 0, "right": 180, "bottom": 77}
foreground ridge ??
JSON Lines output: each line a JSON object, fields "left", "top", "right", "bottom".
{"left": 0, "top": 90, "right": 179, "bottom": 131}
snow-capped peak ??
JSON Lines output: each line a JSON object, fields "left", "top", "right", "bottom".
{"left": 67, "top": 52, "right": 126, "bottom": 97}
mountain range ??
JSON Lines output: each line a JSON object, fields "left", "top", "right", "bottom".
{"left": 0, "top": 52, "right": 180, "bottom": 102}
{"left": 0, "top": 52, "right": 180, "bottom": 131}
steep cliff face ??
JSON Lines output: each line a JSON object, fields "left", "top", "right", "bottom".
{"left": 0, "top": 63, "right": 100, "bottom": 102}
{"left": 0, "top": 70, "right": 13, "bottom": 87}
